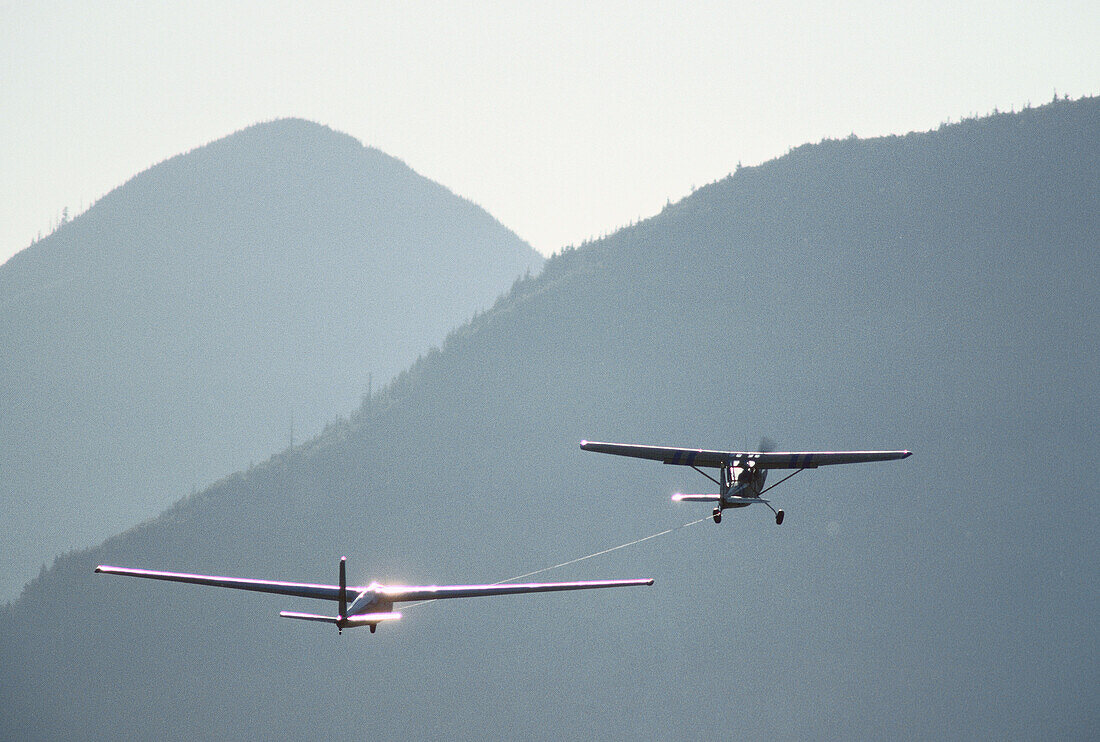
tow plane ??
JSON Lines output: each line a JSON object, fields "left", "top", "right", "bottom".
{"left": 95, "top": 558, "right": 653, "bottom": 634}
{"left": 580, "top": 440, "right": 911, "bottom": 525}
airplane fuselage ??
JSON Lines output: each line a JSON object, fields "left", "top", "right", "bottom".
{"left": 720, "top": 464, "right": 767, "bottom": 508}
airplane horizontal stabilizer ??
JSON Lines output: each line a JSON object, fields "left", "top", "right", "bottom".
{"left": 671, "top": 493, "right": 721, "bottom": 502}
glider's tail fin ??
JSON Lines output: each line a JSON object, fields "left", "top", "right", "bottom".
{"left": 339, "top": 556, "right": 347, "bottom": 620}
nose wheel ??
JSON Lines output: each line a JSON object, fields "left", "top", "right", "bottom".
{"left": 712, "top": 507, "right": 722, "bottom": 524}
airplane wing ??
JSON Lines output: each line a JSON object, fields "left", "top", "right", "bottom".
{"left": 96, "top": 566, "right": 652, "bottom": 603}
{"left": 376, "top": 578, "right": 653, "bottom": 603}
{"left": 580, "top": 440, "right": 911, "bottom": 469}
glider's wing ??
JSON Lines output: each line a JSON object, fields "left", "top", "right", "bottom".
{"left": 377, "top": 578, "right": 653, "bottom": 604}
{"left": 580, "top": 440, "right": 911, "bottom": 469}
{"left": 95, "top": 565, "right": 349, "bottom": 601}
{"left": 96, "top": 566, "right": 652, "bottom": 605}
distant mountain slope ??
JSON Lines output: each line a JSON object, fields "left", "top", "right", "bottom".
{"left": 2, "top": 99, "right": 1096, "bottom": 740}
{"left": 0, "top": 119, "right": 543, "bottom": 598}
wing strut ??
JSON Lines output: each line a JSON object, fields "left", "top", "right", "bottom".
{"left": 759, "top": 467, "right": 806, "bottom": 496}
{"left": 691, "top": 466, "right": 721, "bottom": 487}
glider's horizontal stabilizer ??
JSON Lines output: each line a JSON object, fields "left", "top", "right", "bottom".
{"left": 279, "top": 611, "right": 339, "bottom": 624}
{"left": 344, "top": 612, "right": 402, "bottom": 627}
{"left": 279, "top": 611, "right": 402, "bottom": 625}
{"left": 672, "top": 493, "right": 721, "bottom": 502}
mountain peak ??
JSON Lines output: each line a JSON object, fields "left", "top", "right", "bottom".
{"left": 0, "top": 118, "right": 542, "bottom": 599}
{"left": 197, "top": 117, "right": 371, "bottom": 161}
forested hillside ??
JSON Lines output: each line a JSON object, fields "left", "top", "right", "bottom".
{"left": 0, "top": 119, "right": 542, "bottom": 598}
{"left": 2, "top": 98, "right": 1096, "bottom": 739}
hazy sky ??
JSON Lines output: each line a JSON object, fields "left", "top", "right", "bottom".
{"left": 2, "top": 1, "right": 1097, "bottom": 262}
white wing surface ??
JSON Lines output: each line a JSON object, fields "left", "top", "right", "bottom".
{"left": 95, "top": 565, "right": 347, "bottom": 600}
{"left": 376, "top": 578, "right": 654, "bottom": 603}
{"left": 95, "top": 565, "right": 652, "bottom": 604}
{"left": 580, "top": 440, "right": 911, "bottom": 469}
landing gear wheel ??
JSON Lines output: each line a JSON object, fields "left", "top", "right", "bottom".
{"left": 775, "top": 509, "right": 785, "bottom": 525}
{"left": 369, "top": 624, "right": 377, "bottom": 633}
{"left": 712, "top": 507, "right": 722, "bottom": 524}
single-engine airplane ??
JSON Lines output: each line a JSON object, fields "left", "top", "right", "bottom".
{"left": 580, "top": 440, "right": 911, "bottom": 525}
{"left": 96, "top": 559, "right": 653, "bottom": 634}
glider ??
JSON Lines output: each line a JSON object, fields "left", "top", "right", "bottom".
{"left": 580, "top": 439, "right": 911, "bottom": 525}
{"left": 96, "top": 559, "right": 653, "bottom": 633}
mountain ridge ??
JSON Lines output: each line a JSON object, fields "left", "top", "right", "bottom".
{"left": 2, "top": 98, "right": 1096, "bottom": 739}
